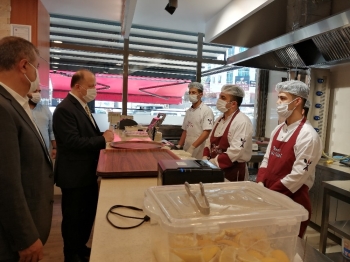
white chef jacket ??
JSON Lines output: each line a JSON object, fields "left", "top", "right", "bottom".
{"left": 205, "top": 111, "right": 253, "bottom": 165}
{"left": 182, "top": 102, "right": 214, "bottom": 159}
{"left": 260, "top": 119, "right": 322, "bottom": 193}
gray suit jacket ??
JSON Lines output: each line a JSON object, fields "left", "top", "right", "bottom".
{"left": 0, "top": 86, "right": 54, "bottom": 260}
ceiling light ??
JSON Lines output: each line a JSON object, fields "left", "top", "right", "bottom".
{"left": 52, "top": 49, "right": 61, "bottom": 52}
{"left": 53, "top": 40, "right": 62, "bottom": 43}
{"left": 109, "top": 68, "right": 115, "bottom": 70}
{"left": 52, "top": 57, "right": 60, "bottom": 59}
{"left": 52, "top": 62, "right": 60, "bottom": 64}
{"left": 52, "top": 66, "right": 58, "bottom": 68}
{"left": 165, "top": 0, "right": 177, "bottom": 15}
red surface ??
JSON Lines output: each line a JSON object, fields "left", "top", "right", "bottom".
{"left": 50, "top": 71, "right": 190, "bottom": 104}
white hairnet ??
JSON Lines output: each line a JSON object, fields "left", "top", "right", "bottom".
{"left": 188, "top": 82, "right": 203, "bottom": 91}
{"left": 275, "top": 80, "right": 309, "bottom": 99}
{"left": 221, "top": 84, "right": 245, "bottom": 98}
{"left": 305, "top": 100, "right": 311, "bottom": 108}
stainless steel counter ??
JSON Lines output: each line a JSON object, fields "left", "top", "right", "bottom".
{"left": 297, "top": 238, "right": 333, "bottom": 262}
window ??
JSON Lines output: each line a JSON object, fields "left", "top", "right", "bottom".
{"left": 226, "top": 71, "right": 233, "bottom": 84}
{"left": 212, "top": 76, "right": 215, "bottom": 83}
{"left": 218, "top": 75, "right": 221, "bottom": 83}
{"left": 238, "top": 68, "right": 250, "bottom": 77}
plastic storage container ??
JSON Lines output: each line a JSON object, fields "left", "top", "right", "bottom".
{"left": 342, "top": 237, "right": 350, "bottom": 260}
{"left": 144, "top": 181, "right": 308, "bottom": 262}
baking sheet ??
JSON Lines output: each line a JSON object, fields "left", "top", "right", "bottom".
{"left": 97, "top": 148, "right": 180, "bottom": 178}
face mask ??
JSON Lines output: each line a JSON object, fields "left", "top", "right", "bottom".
{"left": 216, "top": 98, "right": 229, "bottom": 113}
{"left": 24, "top": 62, "right": 40, "bottom": 94}
{"left": 82, "top": 87, "right": 97, "bottom": 102}
{"left": 276, "top": 98, "right": 298, "bottom": 120}
{"left": 31, "top": 92, "right": 41, "bottom": 104}
{"left": 189, "top": 94, "right": 198, "bottom": 103}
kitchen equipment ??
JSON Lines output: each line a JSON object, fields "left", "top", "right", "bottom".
{"left": 157, "top": 159, "right": 224, "bottom": 185}
{"left": 144, "top": 181, "right": 308, "bottom": 262}
{"left": 97, "top": 148, "right": 180, "bottom": 178}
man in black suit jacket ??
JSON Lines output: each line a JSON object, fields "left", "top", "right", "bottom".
{"left": 53, "top": 69, "right": 114, "bottom": 262}
{"left": 0, "top": 37, "right": 54, "bottom": 262}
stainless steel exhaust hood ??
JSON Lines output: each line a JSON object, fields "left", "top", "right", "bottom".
{"left": 227, "top": 10, "right": 350, "bottom": 71}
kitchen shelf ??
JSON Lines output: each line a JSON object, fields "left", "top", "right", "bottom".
{"left": 326, "top": 252, "right": 349, "bottom": 262}
{"left": 328, "top": 220, "right": 350, "bottom": 240}
{"left": 319, "top": 180, "right": 350, "bottom": 254}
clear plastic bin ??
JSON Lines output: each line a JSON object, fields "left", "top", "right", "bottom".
{"left": 144, "top": 181, "right": 308, "bottom": 262}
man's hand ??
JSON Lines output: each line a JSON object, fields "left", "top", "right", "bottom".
{"left": 103, "top": 130, "right": 114, "bottom": 142}
{"left": 257, "top": 182, "right": 264, "bottom": 187}
{"left": 209, "top": 158, "right": 217, "bottom": 166}
{"left": 186, "top": 145, "right": 195, "bottom": 155}
{"left": 18, "top": 239, "right": 43, "bottom": 262}
{"left": 51, "top": 149, "right": 56, "bottom": 159}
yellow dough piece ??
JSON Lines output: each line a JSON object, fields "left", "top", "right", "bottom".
{"left": 270, "top": 249, "right": 290, "bottom": 262}
{"left": 247, "top": 249, "right": 265, "bottom": 260}
{"left": 216, "top": 239, "right": 240, "bottom": 248}
{"left": 202, "top": 246, "right": 220, "bottom": 262}
{"left": 260, "top": 257, "right": 279, "bottom": 262}
{"left": 219, "top": 246, "right": 238, "bottom": 262}
{"left": 237, "top": 248, "right": 261, "bottom": 262}
{"left": 171, "top": 249, "right": 203, "bottom": 262}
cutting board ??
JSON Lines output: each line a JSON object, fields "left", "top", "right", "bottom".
{"left": 97, "top": 148, "right": 180, "bottom": 178}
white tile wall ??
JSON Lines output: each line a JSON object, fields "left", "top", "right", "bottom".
{"left": 0, "top": 0, "right": 11, "bottom": 39}
{"left": 328, "top": 64, "right": 350, "bottom": 155}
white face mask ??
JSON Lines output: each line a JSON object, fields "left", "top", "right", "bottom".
{"left": 24, "top": 62, "right": 40, "bottom": 94}
{"left": 276, "top": 98, "right": 298, "bottom": 120}
{"left": 31, "top": 92, "right": 41, "bottom": 104}
{"left": 216, "top": 98, "right": 229, "bottom": 113}
{"left": 82, "top": 87, "right": 97, "bottom": 102}
{"left": 189, "top": 94, "right": 198, "bottom": 103}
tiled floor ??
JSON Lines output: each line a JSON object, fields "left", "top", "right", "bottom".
{"left": 304, "top": 226, "right": 342, "bottom": 253}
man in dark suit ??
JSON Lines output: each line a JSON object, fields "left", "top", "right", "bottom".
{"left": 53, "top": 69, "right": 114, "bottom": 262}
{"left": 0, "top": 36, "right": 54, "bottom": 262}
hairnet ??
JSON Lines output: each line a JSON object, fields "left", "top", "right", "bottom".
{"left": 275, "top": 80, "right": 309, "bottom": 99}
{"left": 221, "top": 84, "right": 245, "bottom": 98}
{"left": 188, "top": 82, "right": 203, "bottom": 91}
{"left": 304, "top": 100, "right": 311, "bottom": 108}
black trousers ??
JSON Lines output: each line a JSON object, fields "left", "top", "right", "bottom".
{"left": 61, "top": 183, "right": 98, "bottom": 256}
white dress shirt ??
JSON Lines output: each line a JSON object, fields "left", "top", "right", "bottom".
{"left": 260, "top": 119, "right": 323, "bottom": 193}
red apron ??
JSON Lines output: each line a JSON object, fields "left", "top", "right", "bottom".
{"left": 209, "top": 110, "right": 246, "bottom": 181}
{"left": 263, "top": 117, "right": 310, "bottom": 238}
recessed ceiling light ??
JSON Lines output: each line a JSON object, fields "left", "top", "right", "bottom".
{"left": 52, "top": 57, "right": 60, "bottom": 59}
{"left": 52, "top": 62, "right": 59, "bottom": 64}
{"left": 53, "top": 40, "right": 62, "bottom": 43}
{"left": 52, "top": 49, "right": 61, "bottom": 52}
{"left": 109, "top": 68, "right": 115, "bottom": 70}
{"left": 52, "top": 66, "right": 58, "bottom": 68}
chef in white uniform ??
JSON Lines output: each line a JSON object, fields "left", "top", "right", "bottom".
{"left": 256, "top": 80, "right": 322, "bottom": 238}
{"left": 203, "top": 85, "right": 253, "bottom": 181}
{"left": 176, "top": 82, "right": 214, "bottom": 159}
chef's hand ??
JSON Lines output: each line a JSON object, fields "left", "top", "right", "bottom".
{"left": 171, "top": 145, "right": 182, "bottom": 150}
{"left": 18, "top": 238, "right": 43, "bottom": 262}
{"left": 209, "top": 158, "right": 217, "bottom": 166}
{"left": 202, "top": 156, "right": 209, "bottom": 160}
{"left": 257, "top": 182, "right": 264, "bottom": 187}
{"left": 186, "top": 145, "right": 195, "bottom": 155}
{"left": 103, "top": 130, "right": 114, "bottom": 142}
